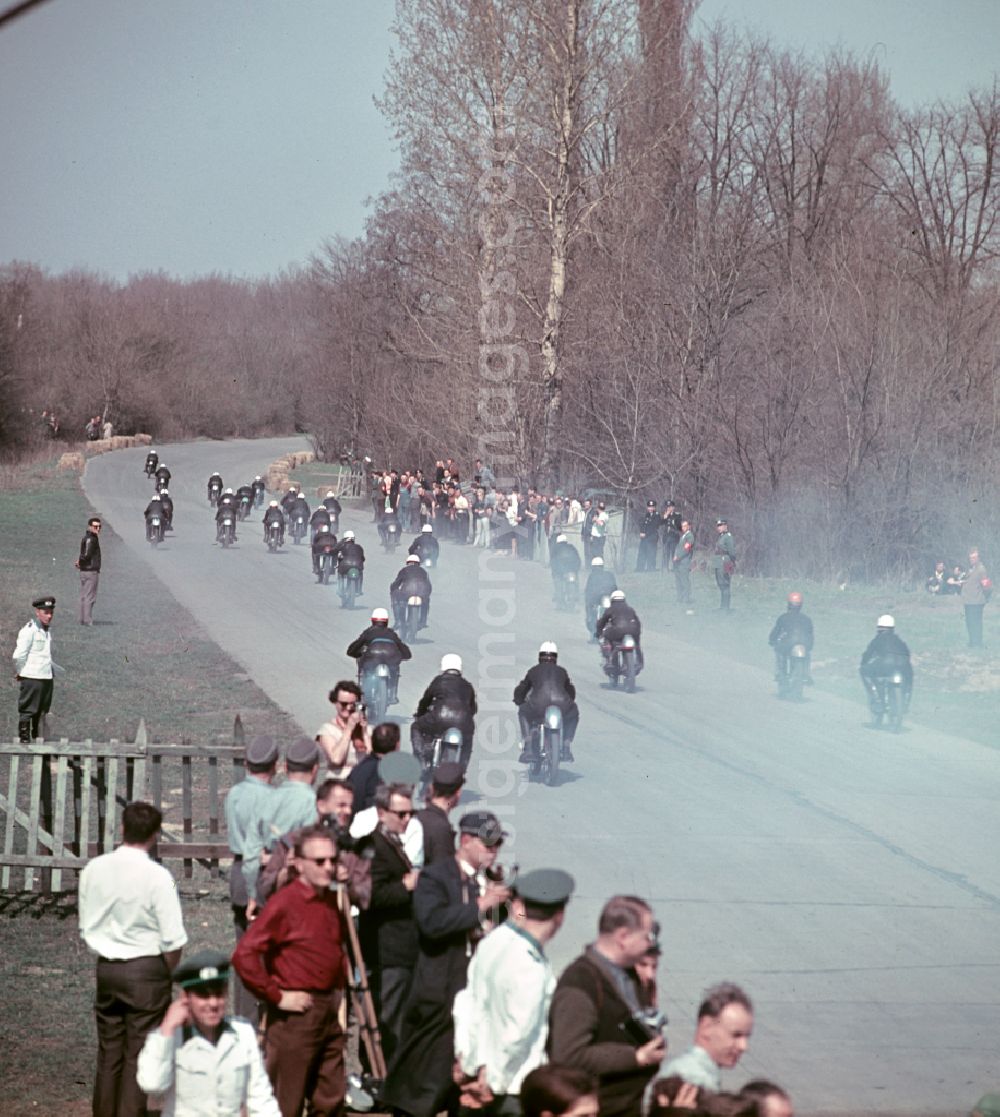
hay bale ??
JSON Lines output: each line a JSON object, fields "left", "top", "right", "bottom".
{"left": 110, "top": 435, "right": 130, "bottom": 450}
{"left": 58, "top": 452, "right": 86, "bottom": 472}
{"left": 134, "top": 433, "right": 153, "bottom": 446}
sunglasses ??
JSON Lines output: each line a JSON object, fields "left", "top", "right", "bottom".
{"left": 304, "top": 856, "right": 337, "bottom": 866}
{"left": 387, "top": 808, "right": 414, "bottom": 820}
{"left": 336, "top": 700, "right": 358, "bottom": 711}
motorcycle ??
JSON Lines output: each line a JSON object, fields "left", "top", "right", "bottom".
{"left": 604, "top": 633, "right": 639, "bottom": 692}
{"left": 144, "top": 453, "right": 158, "bottom": 477}
{"left": 587, "top": 594, "right": 612, "bottom": 643}
{"left": 776, "top": 643, "right": 808, "bottom": 702}
{"left": 527, "top": 705, "right": 562, "bottom": 787}
{"left": 360, "top": 661, "right": 392, "bottom": 727}
{"left": 417, "top": 726, "right": 464, "bottom": 801}
{"left": 397, "top": 595, "right": 422, "bottom": 643}
{"left": 556, "top": 570, "right": 579, "bottom": 612}
{"left": 146, "top": 515, "right": 163, "bottom": 546}
{"left": 155, "top": 475, "right": 169, "bottom": 495}
{"left": 265, "top": 520, "right": 283, "bottom": 553}
{"left": 870, "top": 673, "right": 907, "bottom": 732}
{"left": 237, "top": 493, "right": 252, "bottom": 521}
{"left": 339, "top": 565, "right": 362, "bottom": 608}
{"left": 316, "top": 547, "right": 336, "bottom": 585}
{"left": 252, "top": 484, "right": 265, "bottom": 509}
{"left": 383, "top": 521, "right": 401, "bottom": 553}
{"left": 218, "top": 515, "right": 236, "bottom": 548}
{"left": 208, "top": 480, "right": 222, "bottom": 506}
{"left": 290, "top": 514, "right": 308, "bottom": 545}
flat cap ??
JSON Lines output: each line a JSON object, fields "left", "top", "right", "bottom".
{"left": 432, "top": 761, "right": 465, "bottom": 794}
{"left": 245, "top": 734, "right": 278, "bottom": 766}
{"left": 514, "top": 868, "right": 574, "bottom": 906}
{"left": 32, "top": 595, "right": 56, "bottom": 609}
{"left": 379, "top": 752, "right": 422, "bottom": 786}
{"left": 173, "top": 949, "right": 231, "bottom": 990}
{"left": 287, "top": 736, "right": 320, "bottom": 767}
{"left": 459, "top": 810, "right": 507, "bottom": 847}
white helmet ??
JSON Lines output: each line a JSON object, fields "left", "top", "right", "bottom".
{"left": 224, "top": 487, "right": 233, "bottom": 494}
{"left": 372, "top": 608, "right": 389, "bottom": 623}
{"left": 422, "top": 524, "right": 434, "bottom": 534}
{"left": 610, "top": 590, "right": 626, "bottom": 602}
{"left": 555, "top": 534, "right": 567, "bottom": 544}
{"left": 160, "top": 488, "right": 169, "bottom": 495}
{"left": 269, "top": 500, "right": 279, "bottom": 508}
{"left": 255, "top": 474, "right": 262, "bottom": 480}
{"left": 343, "top": 530, "right": 355, "bottom": 541}
{"left": 591, "top": 556, "right": 604, "bottom": 567}
{"left": 326, "top": 490, "right": 336, "bottom": 498}
{"left": 441, "top": 653, "right": 462, "bottom": 673}
{"left": 406, "top": 554, "right": 420, "bottom": 564}
{"left": 877, "top": 614, "right": 895, "bottom": 629}
{"left": 539, "top": 641, "right": 558, "bottom": 656}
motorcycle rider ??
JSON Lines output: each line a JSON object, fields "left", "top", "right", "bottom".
{"left": 207, "top": 471, "right": 223, "bottom": 503}
{"left": 334, "top": 529, "right": 366, "bottom": 593}
{"left": 346, "top": 607, "right": 412, "bottom": 705}
{"left": 411, "top": 653, "right": 477, "bottom": 770}
{"left": 280, "top": 485, "right": 299, "bottom": 519}
{"left": 859, "top": 614, "right": 913, "bottom": 721}
{"left": 143, "top": 493, "right": 166, "bottom": 542}
{"left": 379, "top": 506, "right": 402, "bottom": 547}
{"left": 262, "top": 499, "right": 285, "bottom": 546}
{"left": 288, "top": 490, "right": 311, "bottom": 538}
{"left": 596, "top": 590, "right": 644, "bottom": 672}
{"left": 549, "top": 533, "right": 582, "bottom": 601}
{"left": 310, "top": 503, "right": 332, "bottom": 541}
{"left": 235, "top": 482, "right": 254, "bottom": 518}
{"left": 322, "top": 490, "right": 343, "bottom": 518}
{"left": 311, "top": 523, "right": 339, "bottom": 577}
{"left": 514, "top": 642, "right": 579, "bottom": 764}
{"left": 584, "top": 556, "right": 618, "bottom": 638}
{"left": 215, "top": 489, "right": 238, "bottom": 543}
{"left": 154, "top": 462, "right": 171, "bottom": 491}
{"left": 408, "top": 523, "right": 439, "bottom": 567}
{"left": 144, "top": 449, "right": 159, "bottom": 476}
{"left": 157, "top": 488, "right": 174, "bottom": 533}
{"left": 390, "top": 554, "right": 432, "bottom": 630}
{"left": 251, "top": 475, "right": 266, "bottom": 507}
{"left": 768, "top": 592, "right": 815, "bottom": 686}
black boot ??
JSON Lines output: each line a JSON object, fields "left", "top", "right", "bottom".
{"left": 560, "top": 743, "right": 575, "bottom": 762}
{"left": 18, "top": 719, "right": 32, "bottom": 743}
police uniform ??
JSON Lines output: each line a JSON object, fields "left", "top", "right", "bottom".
{"left": 712, "top": 520, "right": 736, "bottom": 611}
{"left": 12, "top": 595, "right": 60, "bottom": 741}
{"left": 136, "top": 951, "right": 280, "bottom": 1117}
{"left": 454, "top": 870, "right": 574, "bottom": 1115}
{"left": 635, "top": 502, "right": 660, "bottom": 572}
{"left": 223, "top": 735, "right": 277, "bottom": 1021}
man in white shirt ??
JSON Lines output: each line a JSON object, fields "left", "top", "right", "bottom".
{"left": 454, "top": 868, "right": 574, "bottom": 1115}
{"left": 79, "top": 801, "right": 188, "bottom": 1117}
{"left": 137, "top": 949, "right": 280, "bottom": 1117}
{"left": 662, "top": 981, "right": 754, "bottom": 1091}
{"left": 12, "top": 594, "right": 62, "bottom": 741}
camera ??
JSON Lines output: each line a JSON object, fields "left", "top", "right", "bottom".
{"left": 319, "top": 816, "right": 374, "bottom": 860}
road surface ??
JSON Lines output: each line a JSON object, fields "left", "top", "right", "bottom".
{"left": 84, "top": 438, "right": 1000, "bottom": 1115}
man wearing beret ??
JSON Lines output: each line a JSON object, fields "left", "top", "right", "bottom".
{"left": 137, "top": 949, "right": 280, "bottom": 1116}
{"left": 414, "top": 761, "right": 464, "bottom": 867}
{"left": 454, "top": 869, "right": 574, "bottom": 1115}
{"left": 12, "top": 594, "right": 62, "bottom": 742}
{"left": 380, "top": 811, "right": 511, "bottom": 1117}
{"left": 224, "top": 734, "right": 277, "bottom": 1023}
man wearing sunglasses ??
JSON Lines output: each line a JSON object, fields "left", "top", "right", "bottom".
{"left": 233, "top": 825, "right": 348, "bottom": 1117}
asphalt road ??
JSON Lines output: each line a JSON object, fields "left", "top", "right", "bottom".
{"left": 84, "top": 437, "right": 1000, "bottom": 1116}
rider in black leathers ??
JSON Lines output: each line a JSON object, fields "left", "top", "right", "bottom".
{"left": 408, "top": 525, "right": 440, "bottom": 567}
{"left": 334, "top": 531, "right": 366, "bottom": 593}
{"left": 549, "top": 534, "right": 582, "bottom": 598}
{"left": 154, "top": 463, "right": 171, "bottom": 490}
{"left": 310, "top": 504, "right": 332, "bottom": 541}
{"left": 251, "top": 475, "right": 266, "bottom": 507}
{"left": 144, "top": 495, "right": 166, "bottom": 541}
{"left": 311, "top": 524, "right": 339, "bottom": 576}
{"left": 157, "top": 489, "right": 174, "bottom": 532}
{"left": 262, "top": 500, "right": 285, "bottom": 545}
{"left": 390, "top": 555, "right": 432, "bottom": 629}
{"left": 411, "top": 654, "right": 477, "bottom": 770}
{"left": 596, "top": 591, "right": 644, "bottom": 672}
{"left": 235, "top": 483, "right": 254, "bottom": 518}
{"left": 859, "top": 615, "right": 913, "bottom": 718}
{"left": 768, "top": 591, "right": 815, "bottom": 684}
{"left": 584, "top": 556, "right": 618, "bottom": 636}
{"left": 215, "top": 497, "right": 238, "bottom": 542}
{"left": 347, "top": 609, "right": 412, "bottom": 704}
{"left": 207, "top": 471, "right": 223, "bottom": 502}
{"left": 322, "top": 490, "right": 343, "bottom": 520}
{"left": 514, "top": 642, "right": 579, "bottom": 763}
{"left": 280, "top": 486, "right": 299, "bottom": 519}
{"left": 145, "top": 450, "right": 159, "bottom": 476}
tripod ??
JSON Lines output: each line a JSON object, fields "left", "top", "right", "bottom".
{"left": 338, "top": 886, "right": 387, "bottom": 1080}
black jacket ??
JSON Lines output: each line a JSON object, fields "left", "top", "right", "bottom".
{"left": 215, "top": 503, "right": 238, "bottom": 524}
{"left": 335, "top": 540, "right": 365, "bottom": 567}
{"left": 597, "top": 602, "right": 642, "bottom": 642}
{"left": 585, "top": 569, "right": 618, "bottom": 607}
{"left": 359, "top": 828, "right": 419, "bottom": 969}
{"left": 347, "top": 625, "right": 411, "bottom": 666}
{"left": 415, "top": 671, "right": 476, "bottom": 729}
{"left": 312, "top": 532, "right": 338, "bottom": 556}
{"left": 550, "top": 541, "right": 582, "bottom": 576}
{"left": 289, "top": 497, "right": 311, "bottom": 521}
{"left": 415, "top": 803, "right": 455, "bottom": 867}
{"left": 638, "top": 511, "right": 660, "bottom": 538}
{"left": 861, "top": 630, "right": 912, "bottom": 679}
{"left": 348, "top": 754, "right": 382, "bottom": 813}
{"left": 409, "top": 535, "right": 439, "bottom": 562}
{"left": 78, "top": 530, "right": 101, "bottom": 572}
{"left": 323, "top": 496, "right": 342, "bottom": 515}
{"left": 263, "top": 507, "right": 284, "bottom": 528}
{"left": 311, "top": 507, "right": 331, "bottom": 527}
{"left": 514, "top": 662, "right": 576, "bottom": 715}
{"left": 769, "top": 610, "right": 814, "bottom": 652}
{"left": 144, "top": 499, "right": 165, "bottom": 520}
{"left": 154, "top": 466, "right": 171, "bottom": 484}
{"left": 391, "top": 565, "right": 432, "bottom": 599}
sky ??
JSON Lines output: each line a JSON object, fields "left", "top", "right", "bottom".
{"left": 0, "top": 0, "right": 997, "bottom": 283}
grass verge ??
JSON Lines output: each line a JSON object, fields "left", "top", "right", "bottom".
{"left": 0, "top": 456, "right": 300, "bottom": 1114}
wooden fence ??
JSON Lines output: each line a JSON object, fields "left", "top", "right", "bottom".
{"left": 0, "top": 717, "right": 246, "bottom": 894}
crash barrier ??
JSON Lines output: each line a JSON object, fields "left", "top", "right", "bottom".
{"left": 0, "top": 716, "right": 246, "bottom": 894}
{"left": 264, "top": 452, "right": 364, "bottom": 500}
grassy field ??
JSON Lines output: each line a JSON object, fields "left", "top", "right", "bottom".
{"left": 0, "top": 455, "right": 301, "bottom": 1115}
{"left": 621, "top": 559, "right": 1000, "bottom": 749}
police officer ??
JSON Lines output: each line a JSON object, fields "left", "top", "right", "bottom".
{"left": 514, "top": 642, "right": 579, "bottom": 763}
{"left": 712, "top": 518, "right": 736, "bottom": 611}
{"left": 347, "top": 608, "right": 412, "bottom": 704}
{"left": 411, "top": 654, "right": 477, "bottom": 770}
{"left": 635, "top": 500, "right": 660, "bottom": 572}
{"left": 262, "top": 499, "right": 285, "bottom": 546}
{"left": 596, "top": 590, "right": 644, "bottom": 671}
{"left": 768, "top": 592, "right": 815, "bottom": 687}
{"left": 223, "top": 735, "right": 277, "bottom": 1023}
{"left": 334, "top": 530, "right": 366, "bottom": 593}
{"left": 660, "top": 500, "right": 682, "bottom": 568}
{"left": 859, "top": 615, "right": 913, "bottom": 723}
{"left": 136, "top": 949, "right": 280, "bottom": 1117}
{"left": 12, "top": 595, "right": 61, "bottom": 742}
{"left": 391, "top": 554, "right": 433, "bottom": 629}
{"left": 673, "top": 519, "right": 695, "bottom": 605}
{"left": 408, "top": 523, "right": 440, "bottom": 567}
{"left": 584, "top": 556, "right": 618, "bottom": 640}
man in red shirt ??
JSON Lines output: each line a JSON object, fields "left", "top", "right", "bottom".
{"left": 233, "top": 826, "right": 347, "bottom": 1117}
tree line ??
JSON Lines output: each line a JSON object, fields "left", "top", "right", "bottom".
{"left": 2, "top": 0, "right": 998, "bottom": 582}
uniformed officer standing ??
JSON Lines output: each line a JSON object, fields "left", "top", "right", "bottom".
{"left": 137, "top": 949, "right": 280, "bottom": 1116}
{"left": 454, "top": 869, "right": 575, "bottom": 1116}
{"left": 634, "top": 501, "right": 660, "bottom": 572}
{"left": 224, "top": 735, "right": 277, "bottom": 1022}
{"left": 12, "top": 594, "right": 62, "bottom": 741}
{"left": 712, "top": 519, "right": 736, "bottom": 611}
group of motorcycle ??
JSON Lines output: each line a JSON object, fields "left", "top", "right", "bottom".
{"left": 142, "top": 450, "right": 172, "bottom": 546}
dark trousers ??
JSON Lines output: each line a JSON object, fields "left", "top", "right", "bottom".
{"left": 93, "top": 955, "right": 171, "bottom": 1117}
{"left": 18, "top": 676, "right": 53, "bottom": 740}
{"left": 265, "top": 989, "right": 345, "bottom": 1117}
{"left": 80, "top": 570, "right": 99, "bottom": 624}
{"left": 371, "top": 965, "right": 413, "bottom": 1066}
{"left": 965, "top": 604, "right": 985, "bottom": 647}
{"left": 635, "top": 537, "right": 657, "bottom": 572}
{"left": 715, "top": 568, "right": 732, "bottom": 610}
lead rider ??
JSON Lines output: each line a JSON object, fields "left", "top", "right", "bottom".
{"left": 514, "top": 641, "right": 579, "bottom": 764}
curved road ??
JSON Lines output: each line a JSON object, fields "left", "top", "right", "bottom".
{"left": 84, "top": 438, "right": 1000, "bottom": 1116}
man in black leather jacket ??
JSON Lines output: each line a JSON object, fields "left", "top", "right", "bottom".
{"left": 411, "top": 654, "right": 476, "bottom": 769}
{"left": 390, "top": 555, "right": 432, "bottom": 629}
{"left": 514, "top": 642, "right": 579, "bottom": 763}
{"left": 347, "top": 609, "right": 412, "bottom": 704}
{"left": 75, "top": 517, "right": 102, "bottom": 625}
